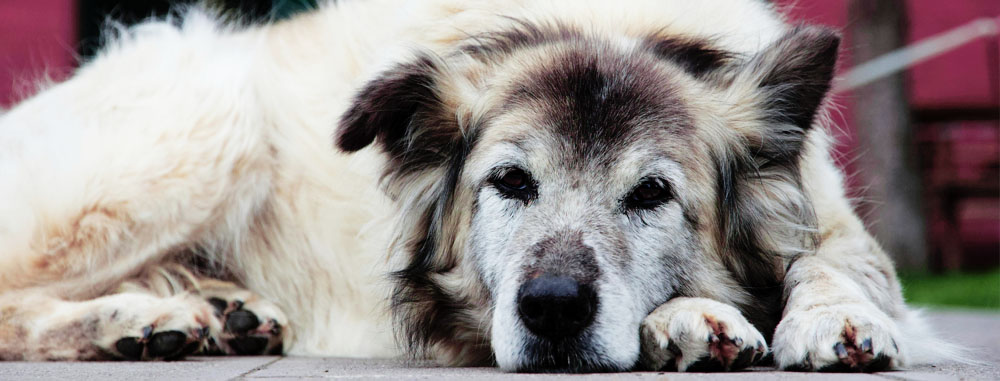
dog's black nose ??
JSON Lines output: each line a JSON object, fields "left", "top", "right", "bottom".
{"left": 517, "top": 274, "right": 597, "bottom": 339}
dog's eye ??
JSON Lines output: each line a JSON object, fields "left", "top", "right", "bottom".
{"left": 500, "top": 170, "right": 527, "bottom": 189}
{"left": 490, "top": 168, "right": 536, "bottom": 202}
{"left": 624, "top": 178, "right": 672, "bottom": 210}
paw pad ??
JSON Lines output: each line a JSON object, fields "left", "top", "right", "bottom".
{"left": 113, "top": 326, "right": 204, "bottom": 360}
{"left": 684, "top": 327, "right": 766, "bottom": 371}
{"left": 818, "top": 327, "right": 893, "bottom": 372}
{"left": 205, "top": 297, "right": 284, "bottom": 355}
{"left": 776, "top": 311, "right": 901, "bottom": 373}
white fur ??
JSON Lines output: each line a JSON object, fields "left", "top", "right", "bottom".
{"left": 0, "top": 0, "right": 951, "bottom": 371}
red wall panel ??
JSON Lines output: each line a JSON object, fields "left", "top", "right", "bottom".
{"left": 0, "top": 0, "right": 77, "bottom": 108}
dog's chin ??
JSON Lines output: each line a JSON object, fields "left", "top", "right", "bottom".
{"left": 509, "top": 335, "right": 637, "bottom": 373}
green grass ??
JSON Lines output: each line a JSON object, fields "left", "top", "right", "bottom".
{"left": 899, "top": 269, "right": 1000, "bottom": 310}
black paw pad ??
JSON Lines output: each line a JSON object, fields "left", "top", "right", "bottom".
{"left": 227, "top": 337, "right": 269, "bottom": 355}
{"left": 864, "top": 354, "right": 892, "bottom": 372}
{"left": 684, "top": 348, "right": 756, "bottom": 372}
{"left": 268, "top": 342, "right": 284, "bottom": 355}
{"left": 731, "top": 347, "right": 757, "bottom": 370}
{"left": 681, "top": 333, "right": 757, "bottom": 372}
{"left": 115, "top": 337, "right": 144, "bottom": 360}
{"left": 816, "top": 338, "right": 892, "bottom": 372}
{"left": 818, "top": 361, "right": 856, "bottom": 372}
{"left": 686, "top": 356, "right": 727, "bottom": 372}
{"left": 784, "top": 362, "right": 812, "bottom": 372}
{"left": 147, "top": 331, "right": 188, "bottom": 358}
{"left": 225, "top": 310, "right": 260, "bottom": 334}
{"left": 207, "top": 297, "right": 228, "bottom": 314}
{"left": 170, "top": 341, "right": 203, "bottom": 360}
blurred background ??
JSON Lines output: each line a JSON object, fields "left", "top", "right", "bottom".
{"left": 1, "top": 0, "right": 998, "bottom": 309}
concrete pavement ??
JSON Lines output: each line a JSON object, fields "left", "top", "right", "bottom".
{"left": 1, "top": 310, "right": 997, "bottom": 380}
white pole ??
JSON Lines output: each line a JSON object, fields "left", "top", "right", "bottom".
{"left": 834, "top": 16, "right": 1000, "bottom": 93}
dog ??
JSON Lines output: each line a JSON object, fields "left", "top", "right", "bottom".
{"left": 0, "top": 0, "right": 957, "bottom": 372}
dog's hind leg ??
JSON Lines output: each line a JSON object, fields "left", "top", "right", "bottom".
{"left": 0, "top": 288, "right": 219, "bottom": 360}
{"left": 0, "top": 18, "right": 275, "bottom": 297}
{"left": 0, "top": 264, "right": 287, "bottom": 360}
{"left": 0, "top": 14, "right": 285, "bottom": 361}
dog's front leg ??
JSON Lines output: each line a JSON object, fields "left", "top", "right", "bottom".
{"left": 640, "top": 297, "right": 768, "bottom": 372}
{"left": 772, "top": 231, "right": 907, "bottom": 371}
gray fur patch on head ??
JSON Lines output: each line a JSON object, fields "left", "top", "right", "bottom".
{"left": 522, "top": 231, "right": 600, "bottom": 284}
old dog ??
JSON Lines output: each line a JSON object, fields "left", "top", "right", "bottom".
{"left": 0, "top": 0, "right": 955, "bottom": 372}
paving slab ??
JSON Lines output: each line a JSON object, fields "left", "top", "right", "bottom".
{"left": 0, "top": 311, "right": 995, "bottom": 380}
{"left": 0, "top": 356, "right": 278, "bottom": 380}
{"left": 242, "top": 309, "right": 1000, "bottom": 380}
{"left": 244, "top": 358, "right": 887, "bottom": 380}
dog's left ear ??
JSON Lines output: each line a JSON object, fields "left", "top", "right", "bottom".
{"left": 711, "top": 26, "right": 838, "bottom": 317}
{"left": 336, "top": 53, "right": 457, "bottom": 166}
{"left": 733, "top": 25, "right": 840, "bottom": 161}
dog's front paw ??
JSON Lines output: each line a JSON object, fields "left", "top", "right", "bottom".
{"left": 640, "top": 297, "right": 767, "bottom": 372}
{"left": 204, "top": 290, "right": 288, "bottom": 355}
{"left": 773, "top": 304, "right": 902, "bottom": 372}
{"left": 93, "top": 293, "right": 220, "bottom": 360}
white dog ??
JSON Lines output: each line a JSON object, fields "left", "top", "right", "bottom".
{"left": 0, "top": 0, "right": 957, "bottom": 372}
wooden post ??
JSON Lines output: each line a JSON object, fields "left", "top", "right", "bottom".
{"left": 848, "top": 0, "right": 929, "bottom": 271}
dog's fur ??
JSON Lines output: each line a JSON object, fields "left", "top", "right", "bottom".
{"left": 0, "top": 0, "right": 957, "bottom": 372}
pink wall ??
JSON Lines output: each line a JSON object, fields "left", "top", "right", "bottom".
{"left": 0, "top": 0, "right": 76, "bottom": 108}
{"left": 908, "top": 2, "right": 1000, "bottom": 109}
{"left": 779, "top": 0, "right": 1000, "bottom": 181}
{"left": 779, "top": 0, "right": 1000, "bottom": 110}
{"left": 780, "top": 0, "right": 1000, "bottom": 268}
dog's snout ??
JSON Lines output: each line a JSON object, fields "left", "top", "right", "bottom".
{"left": 517, "top": 274, "right": 597, "bottom": 339}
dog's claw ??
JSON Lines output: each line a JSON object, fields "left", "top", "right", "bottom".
{"left": 860, "top": 338, "right": 873, "bottom": 353}
{"left": 833, "top": 342, "right": 849, "bottom": 359}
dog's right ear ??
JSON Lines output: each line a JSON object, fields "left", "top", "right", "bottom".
{"left": 337, "top": 53, "right": 484, "bottom": 360}
{"left": 336, "top": 53, "right": 444, "bottom": 156}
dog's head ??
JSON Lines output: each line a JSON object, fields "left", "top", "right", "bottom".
{"left": 336, "top": 21, "right": 837, "bottom": 372}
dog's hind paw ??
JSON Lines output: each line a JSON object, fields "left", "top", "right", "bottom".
{"left": 93, "top": 293, "right": 220, "bottom": 360}
{"left": 773, "top": 304, "right": 902, "bottom": 372}
{"left": 202, "top": 288, "right": 288, "bottom": 355}
{"left": 640, "top": 297, "right": 767, "bottom": 372}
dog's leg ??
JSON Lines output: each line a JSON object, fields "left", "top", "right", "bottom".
{"left": 0, "top": 289, "right": 218, "bottom": 361}
{"left": 771, "top": 234, "right": 907, "bottom": 372}
{"left": 0, "top": 31, "right": 274, "bottom": 297}
{"left": 0, "top": 264, "right": 287, "bottom": 360}
{"left": 640, "top": 297, "right": 768, "bottom": 372}
{"left": 772, "top": 145, "right": 913, "bottom": 372}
